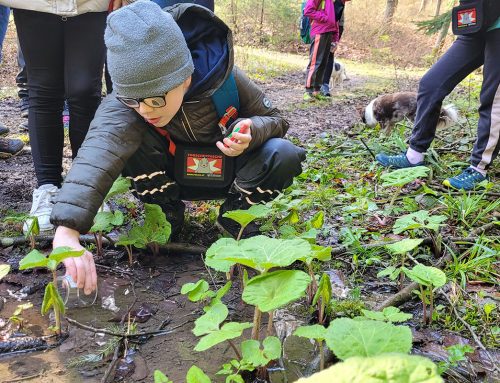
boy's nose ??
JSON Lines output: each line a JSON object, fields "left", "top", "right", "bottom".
{"left": 138, "top": 102, "right": 153, "bottom": 114}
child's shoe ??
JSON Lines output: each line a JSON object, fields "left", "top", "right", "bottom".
{"left": 0, "top": 138, "right": 24, "bottom": 158}
{"left": 23, "top": 184, "right": 60, "bottom": 234}
{"left": 303, "top": 92, "right": 314, "bottom": 102}
{"left": 376, "top": 152, "right": 424, "bottom": 169}
{"left": 19, "top": 97, "right": 29, "bottom": 119}
{"left": 320, "top": 84, "right": 331, "bottom": 97}
{"left": 313, "top": 91, "right": 329, "bottom": 101}
{"left": 442, "top": 168, "right": 487, "bottom": 190}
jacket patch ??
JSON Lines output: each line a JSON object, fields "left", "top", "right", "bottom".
{"left": 263, "top": 97, "right": 272, "bottom": 108}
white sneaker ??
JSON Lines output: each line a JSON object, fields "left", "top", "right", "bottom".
{"left": 23, "top": 184, "right": 60, "bottom": 234}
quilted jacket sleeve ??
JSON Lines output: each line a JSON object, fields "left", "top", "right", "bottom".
{"left": 231, "top": 66, "right": 290, "bottom": 152}
{"left": 50, "top": 95, "right": 148, "bottom": 233}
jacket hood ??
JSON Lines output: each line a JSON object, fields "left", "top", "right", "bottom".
{"left": 167, "top": 3, "right": 234, "bottom": 100}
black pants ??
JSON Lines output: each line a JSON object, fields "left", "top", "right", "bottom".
{"left": 13, "top": 9, "right": 107, "bottom": 187}
{"left": 122, "top": 129, "right": 306, "bottom": 208}
{"left": 410, "top": 29, "right": 500, "bottom": 171}
{"left": 305, "top": 32, "right": 332, "bottom": 92}
{"left": 322, "top": 25, "right": 343, "bottom": 86}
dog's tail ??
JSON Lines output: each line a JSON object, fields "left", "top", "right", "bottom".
{"left": 437, "top": 104, "right": 459, "bottom": 129}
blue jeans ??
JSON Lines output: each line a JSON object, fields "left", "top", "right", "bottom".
{"left": 0, "top": 6, "right": 10, "bottom": 62}
{"left": 151, "top": 0, "right": 214, "bottom": 11}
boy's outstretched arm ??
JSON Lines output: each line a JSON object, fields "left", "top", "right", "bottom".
{"left": 232, "top": 67, "right": 290, "bottom": 152}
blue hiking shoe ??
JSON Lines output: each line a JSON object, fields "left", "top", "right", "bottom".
{"left": 320, "top": 84, "right": 331, "bottom": 97}
{"left": 375, "top": 152, "right": 424, "bottom": 169}
{"left": 443, "top": 168, "right": 487, "bottom": 190}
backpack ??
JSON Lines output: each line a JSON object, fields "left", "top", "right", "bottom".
{"left": 299, "top": 1, "right": 312, "bottom": 44}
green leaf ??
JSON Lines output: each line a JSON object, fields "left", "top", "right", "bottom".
{"left": 0, "top": 264, "right": 10, "bottom": 280}
{"left": 385, "top": 238, "right": 424, "bottom": 255}
{"left": 242, "top": 270, "right": 311, "bottom": 312}
{"left": 212, "top": 235, "right": 312, "bottom": 273}
{"left": 24, "top": 216, "right": 40, "bottom": 238}
{"left": 377, "top": 266, "right": 398, "bottom": 280}
{"left": 193, "top": 302, "right": 229, "bottom": 336}
{"left": 403, "top": 264, "right": 446, "bottom": 288}
{"left": 181, "top": 280, "right": 213, "bottom": 302}
{"left": 309, "top": 211, "right": 325, "bottom": 229}
{"left": 241, "top": 336, "right": 282, "bottom": 368}
{"left": 380, "top": 166, "right": 430, "bottom": 187}
{"left": 325, "top": 318, "right": 412, "bottom": 360}
{"left": 105, "top": 176, "right": 131, "bottom": 202}
{"left": 295, "top": 354, "right": 443, "bottom": 383}
{"left": 223, "top": 204, "right": 271, "bottom": 229}
{"left": 194, "top": 322, "right": 253, "bottom": 352}
{"left": 186, "top": 365, "right": 211, "bottom": 383}
{"left": 393, "top": 210, "right": 447, "bottom": 234}
{"left": 90, "top": 210, "right": 124, "bottom": 233}
{"left": 312, "top": 273, "right": 332, "bottom": 307}
{"left": 205, "top": 238, "right": 238, "bottom": 272}
{"left": 303, "top": 244, "right": 332, "bottom": 264}
{"left": 19, "top": 249, "right": 48, "bottom": 270}
{"left": 12, "top": 302, "right": 33, "bottom": 316}
{"left": 48, "top": 246, "right": 85, "bottom": 264}
{"left": 41, "top": 282, "right": 65, "bottom": 316}
{"left": 143, "top": 203, "right": 171, "bottom": 245}
{"left": 362, "top": 307, "right": 412, "bottom": 323}
{"left": 293, "top": 324, "right": 327, "bottom": 341}
{"left": 153, "top": 370, "right": 173, "bottom": 383}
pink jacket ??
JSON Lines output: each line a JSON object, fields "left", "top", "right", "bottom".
{"left": 304, "top": 0, "right": 339, "bottom": 41}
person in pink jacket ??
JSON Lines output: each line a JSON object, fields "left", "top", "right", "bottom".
{"left": 303, "top": 0, "right": 339, "bottom": 101}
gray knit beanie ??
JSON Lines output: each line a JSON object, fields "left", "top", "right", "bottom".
{"left": 105, "top": 0, "right": 194, "bottom": 98}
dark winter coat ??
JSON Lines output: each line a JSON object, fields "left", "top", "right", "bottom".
{"left": 51, "top": 3, "right": 289, "bottom": 233}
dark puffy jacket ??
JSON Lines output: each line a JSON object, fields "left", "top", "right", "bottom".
{"left": 51, "top": 4, "right": 289, "bottom": 233}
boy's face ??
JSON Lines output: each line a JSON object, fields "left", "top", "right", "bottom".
{"left": 131, "top": 77, "right": 191, "bottom": 127}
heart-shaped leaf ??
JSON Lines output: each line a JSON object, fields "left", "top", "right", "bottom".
{"left": 361, "top": 306, "right": 412, "bottom": 323}
{"left": 90, "top": 210, "right": 124, "bottom": 233}
{"left": 403, "top": 264, "right": 446, "bottom": 288}
{"left": 380, "top": 166, "right": 430, "bottom": 187}
{"left": 241, "top": 336, "right": 282, "bottom": 367}
{"left": 186, "top": 365, "right": 211, "bottom": 383}
{"left": 49, "top": 246, "right": 85, "bottom": 264}
{"left": 193, "top": 302, "right": 229, "bottom": 336}
{"left": 104, "top": 176, "right": 131, "bottom": 202}
{"left": 325, "top": 318, "right": 412, "bottom": 360}
{"left": 0, "top": 264, "right": 10, "bottom": 280}
{"left": 293, "top": 324, "right": 327, "bottom": 341}
{"left": 223, "top": 205, "right": 271, "bottom": 229}
{"left": 19, "top": 249, "right": 48, "bottom": 270}
{"left": 393, "top": 210, "right": 447, "bottom": 234}
{"left": 242, "top": 270, "right": 311, "bottom": 312}
{"left": 205, "top": 238, "right": 238, "bottom": 272}
{"left": 385, "top": 239, "right": 424, "bottom": 255}
{"left": 194, "top": 322, "right": 253, "bottom": 352}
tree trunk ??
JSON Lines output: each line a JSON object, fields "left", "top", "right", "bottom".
{"left": 432, "top": 12, "right": 451, "bottom": 59}
{"left": 384, "top": 0, "right": 398, "bottom": 24}
{"left": 230, "top": 0, "right": 238, "bottom": 35}
{"left": 419, "top": 0, "right": 430, "bottom": 14}
{"left": 259, "top": 0, "right": 265, "bottom": 43}
{"left": 434, "top": 0, "right": 443, "bottom": 17}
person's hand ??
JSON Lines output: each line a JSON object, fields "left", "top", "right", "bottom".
{"left": 53, "top": 226, "right": 97, "bottom": 295}
{"left": 330, "top": 42, "right": 338, "bottom": 53}
{"left": 111, "top": 0, "right": 131, "bottom": 11}
{"left": 216, "top": 119, "right": 252, "bottom": 157}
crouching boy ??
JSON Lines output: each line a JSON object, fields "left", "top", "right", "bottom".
{"left": 50, "top": 1, "right": 306, "bottom": 294}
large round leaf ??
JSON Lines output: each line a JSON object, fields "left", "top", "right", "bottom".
{"left": 192, "top": 302, "right": 229, "bottom": 336}
{"left": 293, "top": 324, "right": 327, "bottom": 341}
{"left": 242, "top": 270, "right": 311, "bottom": 312}
{"left": 385, "top": 239, "right": 424, "bottom": 255}
{"left": 213, "top": 236, "right": 312, "bottom": 273}
{"left": 403, "top": 264, "right": 446, "bottom": 288}
{"left": 205, "top": 238, "right": 238, "bottom": 272}
{"left": 325, "top": 318, "right": 412, "bottom": 360}
{"left": 194, "top": 322, "right": 253, "bottom": 352}
{"left": 295, "top": 354, "right": 443, "bottom": 383}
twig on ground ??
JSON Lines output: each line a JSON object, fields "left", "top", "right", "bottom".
{"left": 3, "top": 372, "right": 42, "bottom": 383}
{"left": 101, "top": 343, "right": 121, "bottom": 383}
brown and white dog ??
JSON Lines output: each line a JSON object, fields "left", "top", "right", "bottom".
{"left": 362, "top": 91, "right": 458, "bottom": 134}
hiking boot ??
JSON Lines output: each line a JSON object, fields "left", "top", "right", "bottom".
{"left": 376, "top": 152, "right": 424, "bottom": 169}
{"left": 23, "top": 184, "right": 60, "bottom": 234}
{"left": 216, "top": 195, "right": 261, "bottom": 239}
{"left": 19, "top": 97, "right": 29, "bottom": 119}
{"left": 160, "top": 200, "right": 185, "bottom": 239}
{"left": 303, "top": 92, "right": 314, "bottom": 102}
{"left": 442, "top": 167, "right": 487, "bottom": 190}
{"left": 320, "top": 84, "right": 331, "bottom": 97}
{"left": 0, "top": 122, "right": 8, "bottom": 136}
{"left": 0, "top": 138, "right": 24, "bottom": 158}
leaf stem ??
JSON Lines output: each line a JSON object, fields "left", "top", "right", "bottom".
{"left": 227, "top": 339, "right": 242, "bottom": 359}
{"left": 251, "top": 307, "right": 262, "bottom": 340}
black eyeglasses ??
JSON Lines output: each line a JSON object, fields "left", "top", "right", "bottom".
{"left": 116, "top": 95, "right": 166, "bottom": 108}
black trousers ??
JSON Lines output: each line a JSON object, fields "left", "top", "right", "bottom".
{"left": 410, "top": 29, "right": 500, "bottom": 171}
{"left": 13, "top": 9, "right": 107, "bottom": 187}
{"left": 305, "top": 32, "right": 333, "bottom": 92}
{"left": 122, "top": 129, "right": 306, "bottom": 208}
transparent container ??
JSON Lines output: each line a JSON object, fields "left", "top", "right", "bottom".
{"left": 56, "top": 275, "right": 98, "bottom": 309}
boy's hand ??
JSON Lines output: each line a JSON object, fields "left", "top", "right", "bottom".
{"left": 53, "top": 226, "right": 97, "bottom": 295}
{"left": 216, "top": 119, "right": 252, "bottom": 157}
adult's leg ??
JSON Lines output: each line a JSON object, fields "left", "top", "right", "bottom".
{"left": 409, "top": 34, "right": 485, "bottom": 153}
{"left": 0, "top": 5, "right": 9, "bottom": 62}
{"left": 322, "top": 51, "right": 334, "bottom": 87}
{"left": 64, "top": 12, "right": 107, "bottom": 158}
{"left": 13, "top": 9, "right": 65, "bottom": 187}
{"left": 471, "top": 29, "right": 500, "bottom": 171}
{"left": 16, "top": 40, "right": 29, "bottom": 108}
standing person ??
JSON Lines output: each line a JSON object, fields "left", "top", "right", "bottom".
{"left": 320, "top": 0, "right": 348, "bottom": 97}
{"left": 376, "top": 5, "right": 500, "bottom": 190}
{"left": 0, "top": 0, "right": 125, "bottom": 232}
{"left": 50, "top": 1, "right": 305, "bottom": 295}
{"left": 0, "top": 4, "right": 24, "bottom": 157}
{"left": 303, "top": 0, "right": 339, "bottom": 101}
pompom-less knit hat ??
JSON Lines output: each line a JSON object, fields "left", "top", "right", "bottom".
{"left": 105, "top": 0, "right": 194, "bottom": 98}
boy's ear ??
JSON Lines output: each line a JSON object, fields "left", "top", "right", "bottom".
{"left": 183, "top": 76, "right": 192, "bottom": 92}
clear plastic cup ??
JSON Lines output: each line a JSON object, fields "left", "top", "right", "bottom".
{"left": 56, "top": 275, "right": 98, "bottom": 308}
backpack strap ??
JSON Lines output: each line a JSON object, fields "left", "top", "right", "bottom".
{"left": 211, "top": 72, "right": 240, "bottom": 134}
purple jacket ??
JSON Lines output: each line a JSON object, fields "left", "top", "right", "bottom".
{"left": 304, "top": 0, "right": 339, "bottom": 41}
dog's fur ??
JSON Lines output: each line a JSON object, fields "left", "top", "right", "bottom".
{"left": 362, "top": 91, "right": 459, "bottom": 134}
{"left": 329, "top": 60, "right": 349, "bottom": 91}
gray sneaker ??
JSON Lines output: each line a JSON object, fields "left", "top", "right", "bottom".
{"left": 23, "top": 184, "right": 60, "bottom": 234}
